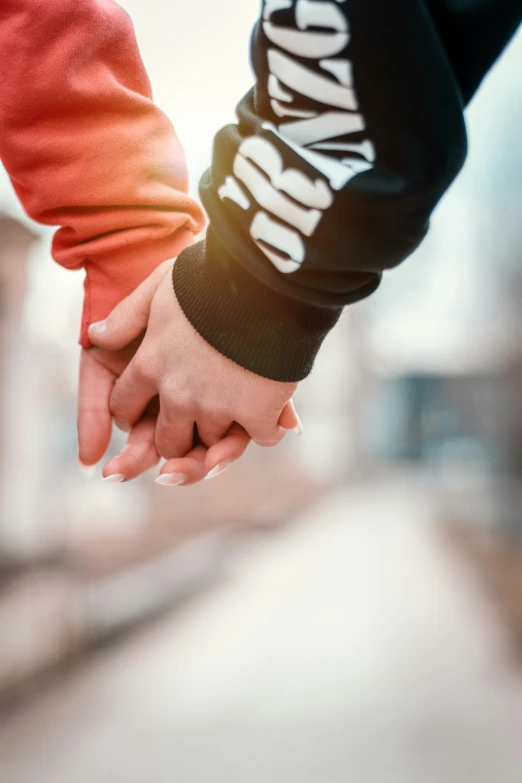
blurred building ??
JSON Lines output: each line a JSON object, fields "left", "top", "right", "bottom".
{"left": 0, "top": 213, "right": 330, "bottom": 698}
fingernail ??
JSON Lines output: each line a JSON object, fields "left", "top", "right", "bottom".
{"left": 89, "top": 320, "right": 107, "bottom": 335}
{"left": 292, "top": 413, "right": 303, "bottom": 436}
{"left": 205, "top": 460, "right": 233, "bottom": 480}
{"left": 103, "top": 473, "right": 125, "bottom": 483}
{"left": 155, "top": 472, "right": 188, "bottom": 487}
{"left": 78, "top": 460, "right": 96, "bottom": 478}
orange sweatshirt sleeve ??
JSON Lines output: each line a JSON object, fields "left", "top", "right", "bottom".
{"left": 0, "top": 0, "right": 206, "bottom": 345}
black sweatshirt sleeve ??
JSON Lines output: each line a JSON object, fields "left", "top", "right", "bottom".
{"left": 173, "top": 0, "right": 521, "bottom": 382}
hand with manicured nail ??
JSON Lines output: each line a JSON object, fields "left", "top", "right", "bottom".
{"left": 77, "top": 325, "right": 253, "bottom": 484}
{"left": 88, "top": 259, "right": 301, "bottom": 482}
{"left": 78, "top": 344, "right": 254, "bottom": 485}
{"left": 78, "top": 334, "right": 298, "bottom": 489}
{"left": 102, "top": 420, "right": 251, "bottom": 485}
{"left": 78, "top": 260, "right": 301, "bottom": 486}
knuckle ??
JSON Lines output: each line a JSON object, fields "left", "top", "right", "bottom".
{"left": 160, "top": 383, "right": 196, "bottom": 416}
{"left": 133, "top": 352, "right": 155, "bottom": 384}
{"left": 251, "top": 426, "right": 281, "bottom": 448}
{"left": 123, "top": 295, "right": 145, "bottom": 323}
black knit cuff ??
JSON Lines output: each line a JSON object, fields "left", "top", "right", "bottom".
{"left": 172, "top": 230, "right": 342, "bottom": 382}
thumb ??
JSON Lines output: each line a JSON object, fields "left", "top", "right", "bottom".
{"left": 88, "top": 260, "right": 171, "bottom": 350}
{"left": 278, "top": 399, "right": 303, "bottom": 435}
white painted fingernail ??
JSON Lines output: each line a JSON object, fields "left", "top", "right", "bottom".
{"left": 89, "top": 320, "right": 107, "bottom": 335}
{"left": 155, "top": 472, "right": 188, "bottom": 486}
{"left": 292, "top": 413, "right": 303, "bottom": 436}
{"left": 103, "top": 473, "right": 125, "bottom": 483}
{"left": 78, "top": 460, "right": 96, "bottom": 478}
{"left": 205, "top": 460, "right": 233, "bottom": 480}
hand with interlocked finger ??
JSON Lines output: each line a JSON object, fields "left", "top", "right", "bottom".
{"left": 79, "top": 260, "right": 301, "bottom": 486}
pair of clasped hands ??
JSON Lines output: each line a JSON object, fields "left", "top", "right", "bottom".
{"left": 78, "top": 259, "right": 301, "bottom": 486}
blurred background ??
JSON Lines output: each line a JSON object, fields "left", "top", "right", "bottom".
{"left": 1, "top": 2, "right": 522, "bottom": 781}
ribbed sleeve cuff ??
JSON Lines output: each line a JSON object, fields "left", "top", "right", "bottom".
{"left": 172, "top": 229, "right": 342, "bottom": 382}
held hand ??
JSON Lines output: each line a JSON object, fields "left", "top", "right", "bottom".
{"left": 78, "top": 331, "right": 258, "bottom": 485}
{"left": 79, "top": 356, "right": 253, "bottom": 483}
{"left": 99, "top": 398, "right": 299, "bottom": 485}
{"left": 88, "top": 260, "right": 301, "bottom": 479}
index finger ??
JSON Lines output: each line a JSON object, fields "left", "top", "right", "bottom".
{"left": 78, "top": 348, "right": 115, "bottom": 466}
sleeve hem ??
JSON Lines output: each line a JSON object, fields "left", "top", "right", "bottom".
{"left": 79, "top": 227, "right": 195, "bottom": 347}
{"left": 172, "top": 229, "right": 344, "bottom": 382}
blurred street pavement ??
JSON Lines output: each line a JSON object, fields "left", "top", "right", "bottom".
{"left": 1, "top": 478, "right": 522, "bottom": 783}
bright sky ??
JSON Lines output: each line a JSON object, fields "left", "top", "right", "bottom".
{"left": 119, "top": 0, "right": 259, "bottom": 194}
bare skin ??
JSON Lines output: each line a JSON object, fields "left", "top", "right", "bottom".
{"left": 79, "top": 260, "right": 300, "bottom": 484}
